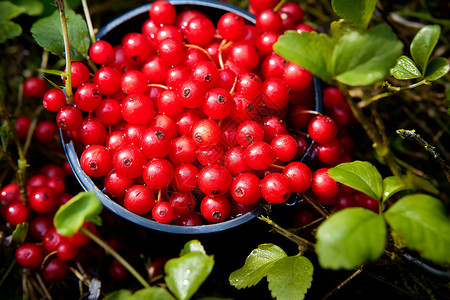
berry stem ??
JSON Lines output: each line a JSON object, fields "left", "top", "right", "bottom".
{"left": 270, "top": 163, "right": 285, "bottom": 170}
{"left": 81, "top": 0, "right": 96, "bottom": 44}
{"left": 56, "top": 0, "right": 73, "bottom": 104}
{"left": 301, "top": 193, "right": 330, "bottom": 217}
{"left": 148, "top": 83, "right": 169, "bottom": 90}
{"left": 185, "top": 44, "right": 217, "bottom": 66}
{"left": 156, "top": 189, "right": 162, "bottom": 203}
{"left": 34, "top": 272, "right": 53, "bottom": 300}
{"left": 79, "top": 227, "right": 151, "bottom": 289}
{"left": 273, "top": 0, "right": 287, "bottom": 12}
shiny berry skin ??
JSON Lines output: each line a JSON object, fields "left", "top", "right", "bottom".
{"left": 23, "top": 77, "right": 47, "bottom": 101}
{"left": 191, "top": 60, "right": 219, "bottom": 89}
{"left": 279, "top": 2, "right": 304, "bottom": 23}
{"left": 200, "top": 195, "right": 230, "bottom": 223}
{"left": 43, "top": 89, "right": 66, "bottom": 112}
{"left": 261, "top": 78, "right": 290, "bottom": 110}
{"left": 121, "top": 70, "right": 148, "bottom": 95}
{"left": 223, "top": 146, "right": 251, "bottom": 176}
{"left": 283, "top": 62, "right": 313, "bottom": 92}
{"left": 93, "top": 66, "right": 122, "bottom": 95}
{"left": 0, "top": 183, "right": 21, "bottom": 207}
{"left": 29, "top": 214, "right": 53, "bottom": 240}
{"left": 113, "top": 143, "right": 147, "bottom": 178}
{"left": 74, "top": 83, "right": 103, "bottom": 112}
{"left": 149, "top": 114, "right": 179, "bottom": 140}
{"left": 178, "top": 79, "right": 207, "bottom": 108}
{"left": 108, "top": 259, "right": 128, "bottom": 283}
{"left": 122, "top": 32, "right": 154, "bottom": 64}
{"left": 295, "top": 23, "right": 314, "bottom": 34}
{"left": 156, "top": 89, "right": 184, "bottom": 118}
{"left": 124, "top": 185, "right": 156, "bottom": 215}
{"left": 35, "top": 120, "right": 58, "bottom": 143}
{"left": 29, "top": 186, "right": 57, "bottom": 214}
{"left": 124, "top": 124, "right": 147, "bottom": 144}
{"left": 172, "top": 213, "right": 203, "bottom": 226}
{"left": 217, "top": 12, "right": 245, "bottom": 41}
{"left": 256, "top": 9, "right": 283, "bottom": 33}
{"left": 80, "top": 145, "right": 113, "bottom": 177}
{"left": 15, "top": 115, "right": 31, "bottom": 140}
{"left": 244, "top": 141, "right": 275, "bottom": 170}
{"left": 152, "top": 201, "right": 175, "bottom": 223}
{"left": 307, "top": 115, "right": 338, "bottom": 144}
{"left": 196, "top": 144, "right": 224, "bottom": 166}
{"left": 15, "top": 243, "right": 44, "bottom": 269}
{"left": 261, "top": 53, "right": 285, "bottom": 80}
{"left": 202, "top": 88, "right": 234, "bottom": 120}
{"left": 316, "top": 138, "right": 343, "bottom": 166}
{"left": 168, "top": 136, "right": 198, "bottom": 166}
{"left": 143, "top": 158, "right": 174, "bottom": 189}
{"left": 282, "top": 162, "right": 312, "bottom": 193}
{"left": 236, "top": 120, "right": 264, "bottom": 148}
{"left": 46, "top": 176, "right": 65, "bottom": 195}
{"left": 249, "top": 0, "right": 278, "bottom": 13}
{"left": 43, "top": 228, "right": 63, "bottom": 252}
{"left": 165, "top": 65, "right": 189, "bottom": 89}
{"left": 89, "top": 40, "right": 114, "bottom": 65}
{"left": 140, "top": 127, "right": 172, "bottom": 159}
{"left": 231, "top": 93, "right": 258, "bottom": 123}
{"left": 64, "top": 62, "right": 90, "bottom": 88}
{"left": 77, "top": 116, "right": 108, "bottom": 146}
{"left": 323, "top": 86, "right": 345, "bottom": 108}
{"left": 156, "top": 24, "right": 183, "bottom": 43}
{"left": 42, "top": 258, "right": 67, "bottom": 282}
{"left": 169, "top": 191, "right": 196, "bottom": 217}
{"left": 183, "top": 47, "right": 209, "bottom": 67}
{"left": 4, "top": 202, "right": 28, "bottom": 225}
{"left": 185, "top": 16, "right": 216, "bottom": 47}
{"left": 64, "top": 222, "right": 93, "bottom": 247}
{"left": 56, "top": 105, "right": 83, "bottom": 131}
{"left": 225, "top": 41, "right": 260, "bottom": 72}
{"left": 256, "top": 31, "right": 279, "bottom": 55}
{"left": 103, "top": 169, "right": 135, "bottom": 197}
{"left": 334, "top": 193, "right": 356, "bottom": 210}
{"left": 172, "top": 163, "right": 199, "bottom": 192}
{"left": 236, "top": 73, "right": 263, "bottom": 103}
{"left": 121, "top": 93, "right": 155, "bottom": 125}
{"left": 263, "top": 115, "right": 287, "bottom": 143}
{"left": 149, "top": 0, "right": 176, "bottom": 25}
{"left": 94, "top": 98, "right": 123, "bottom": 126}
{"left": 231, "top": 173, "right": 261, "bottom": 205}
{"left": 311, "top": 168, "right": 341, "bottom": 199}
{"left": 157, "top": 38, "right": 187, "bottom": 66}
{"left": 56, "top": 240, "right": 79, "bottom": 261}
{"left": 142, "top": 55, "right": 169, "bottom": 84}
{"left": 261, "top": 173, "right": 292, "bottom": 204}
{"left": 271, "top": 134, "right": 298, "bottom": 162}
{"left": 198, "top": 164, "right": 232, "bottom": 197}
{"left": 106, "top": 131, "right": 126, "bottom": 154}
{"left": 192, "top": 119, "right": 221, "bottom": 149}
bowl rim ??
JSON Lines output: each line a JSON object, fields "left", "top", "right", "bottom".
{"left": 61, "top": 0, "right": 323, "bottom": 234}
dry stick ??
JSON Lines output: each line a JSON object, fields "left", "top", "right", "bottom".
{"left": 323, "top": 266, "right": 364, "bottom": 299}
{"left": 301, "top": 193, "right": 330, "bottom": 218}
{"left": 56, "top": 0, "right": 73, "bottom": 104}
{"left": 35, "top": 272, "right": 53, "bottom": 300}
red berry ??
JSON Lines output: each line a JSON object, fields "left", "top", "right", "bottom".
{"left": 143, "top": 158, "right": 174, "bottom": 189}
{"left": 64, "top": 62, "right": 90, "bottom": 88}
{"left": 169, "top": 191, "right": 196, "bottom": 217}
{"left": 56, "top": 239, "right": 79, "bottom": 261}
{"left": 56, "top": 105, "right": 83, "bottom": 131}
{"left": 316, "top": 138, "right": 343, "bottom": 166}
{"left": 15, "top": 243, "right": 44, "bottom": 269}
{"left": 172, "top": 213, "right": 203, "bottom": 226}
{"left": 200, "top": 195, "right": 230, "bottom": 223}
{"left": 149, "top": 0, "right": 177, "bottom": 25}
{"left": 282, "top": 162, "right": 312, "bottom": 193}
{"left": 76, "top": 116, "right": 108, "bottom": 146}
{"left": 261, "top": 173, "right": 292, "bottom": 204}
{"left": 283, "top": 62, "right": 313, "bottom": 92}
{"left": 236, "top": 120, "right": 264, "bottom": 148}
{"left": 202, "top": 88, "right": 234, "bottom": 120}
{"left": 122, "top": 32, "right": 154, "bottom": 64}
{"left": 198, "top": 164, "right": 232, "bottom": 197}
{"left": 168, "top": 136, "right": 198, "bottom": 166}
{"left": 113, "top": 143, "right": 147, "bottom": 178}
{"left": 217, "top": 12, "right": 245, "bottom": 41}
{"left": 29, "top": 186, "right": 57, "bottom": 214}
{"left": 261, "top": 78, "right": 290, "bottom": 110}
{"left": 15, "top": 116, "right": 31, "bottom": 140}
{"left": 93, "top": 66, "right": 122, "bottom": 95}
{"left": 307, "top": 115, "right": 338, "bottom": 144}
{"left": 152, "top": 201, "right": 175, "bottom": 223}
{"left": 244, "top": 141, "right": 275, "bottom": 170}
{"left": 311, "top": 168, "right": 341, "bottom": 199}
{"left": 81, "top": 145, "right": 113, "bottom": 177}
{"left": 192, "top": 119, "right": 221, "bottom": 149}
{"left": 89, "top": 40, "right": 115, "bottom": 65}
{"left": 124, "top": 185, "right": 156, "bottom": 214}
{"left": 178, "top": 78, "right": 207, "bottom": 108}
{"left": 23, "top": 77, "right": 47, "bottom": 101}
{"left": 121, "top": 93, "right": 155, "bottom": 125}
{"left": 35, "top": 120, "right": 59, "bottom": 144}
{"left": 223, "top": 146, "right": 251, "bottom": 176}
{"left": 185, "top": 16, "right": 216, "bottom": 47}
{"left": 43, "top": 89, "right": 66, "bottom": 112}
{"left": 263, "top": 115, "right": 287, "bottom": 143}
{"left": 103, "top": 169, "right": 135, "bottom": 197}
{"left": 29, "top": 214, "right": 53, "bottom": 240}
{"left": 256, "top": 9, "right": 283, "bottom": 33}
{"left": 172, "top": 163, "right": 199, "bottom": 192}
{"left": 230, "top": 173, "right": 261, "bottom": 205}
{"left": 4, "top": 202, "right": 28, "bottom": 225}
{"left": 271, "top": 134, "right": 298, "bottom": 162}
{"left": 292, "top": 209, "right": 314, "bottom": 228}
{"left": 42, "top": 258, "right": 67, "bottom": 282}
{"left": 158, "top": 38, "right": 187, "bottom": 66}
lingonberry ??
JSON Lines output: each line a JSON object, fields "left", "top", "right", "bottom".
{"left": 39, "top": 164, "right": 65, "bottom": 179}
{"left": 108, "top": 259, "right": 128, "bottom": 283}
{"left": 140, "top": 127, "right": 172, "bottom": 159}
{"left": 56, "top": 239, "right": 79, "bottom": 261}
{"left": 43, "top": 228, "right": 64, "bottom": 252}
{"left": 121, "top": 70, "right": 149, "bottom": 95}
{"left": 56, "top": 105, "right": 83, "bottom": 131}
{"left": 43, "top": 89, "right": 67, "bottom": 112}
{"left": 15, "top": 115, "right": 31, "bottom": 140}
{"left": 76, "top": 116, "right": 108, "bottom": 146}
{"left": 58, "top": 192, "right": 73, "bottom": 206}
{"left": 282, "top": 161, "right": 312, "bottom": 193}
{"left": 217, "top": 12, "right": 245, "bottom": 41}
{"left": 80, "top": 145, "right": 113, "bottom": 177}
{"left": 89, "top": 40, "right": 115, "bottom": 65}
{"left": 185, "top": 16, "right": 216, "bottom": 47}
{"left": 156, "top": 90, "right": 184, "bottom": 118}
{"left": 28, "top": 186, "right": 57, "bottom": 214}
{"left": 143, "top": 158, "right": 175, "bottom": 189}
{"left": 152, "top": 201, "right": 175, "bottom": 223}
{"left": 191, "top": 60, "right": 220, "bottom": 89}
{"left": 27, "top": 174, "right": 48, "bottom": 189}
{"left": 216, "top": 68, "right": 236, "bottom": 92}
{"left": 230, "top": 173, "right": 261, "bottom": 205}
{"left": 200, "top": 195, "right": 230, "bottom": 223}
{"left": 263, "top": 115, "right": 287, "bottom": 143}
{"left": 121, "top": 93, "right": 155, "bottom": 125}
{"left": 205, "top": 41, "right": 221, "bottom": 66}
{"left": 124, "top": 185, "right": 156, "bottom": 214}
{"left": 4, "top": 202, "right": 28, "bottom": 225}
{"left": 178, "top": 78, "right": 207, "bottom": 109}
{"left": 279, "top": 2, "right": 304, "bottom": 23}
{"left": 165, "top": 65, "right": 189, "bottom": 89}
{"left": 64, "top": 222, "right": 93, "bottom": 247}
{"left": 106, "top": 131, "right": 126, "bottom": 153}
{"left": 323, "top": 86, "right": 345, "bottom": 108}
{"left": 236, "top": 73, "right": 263, "bottom": 103}
{"left": 261, "top": 173, "right": 292, "bottom": 204}
{"left": 46, "top": 176, "right": 65, "bottom": 195}
{"left": 172, "top": 212, "right": 203, "bottom": 226}
{"left": 23, "top": 76, "right": 47, "bottom": 101}
{"left": 328, "top": 104, "right": 352, "bottom": 129}
{"left": 288, "top": 105, "right": 314, "bottom": 130}
{"left": 283, "top": 62, "right": 313, "bottom": 92}
{"left": 244, "top": 141, "right": 275, "bottom": 170}
{"left": 74, "top": 83, "right": 102, "bottom": 112}
{"left": 224, "top": 41, "right": 260, "bottom": 72}
{"left": 202, "top": 88, "right": 234, "bottom": 120}
{"left": 168, "top": 136, "right": 198, "bottom": 166}
{"left": 93, "top": 66, "right": 122, "bottom": 95}
{"left": 295, "top": 23, "right": 314, "bottom": 34}
{"left": 15, "top": 243, "right": 44, "bottom": 269}
{"left": 307, "top": 115, "right": 338, "bottom": 144}
{"left": 219, "top": 118, "right": 238, "bottom": 148}
{"left": 0, "top": 183, "right": 21, "bottom": 207}
{"left": 177, "top": 110, "right": 202, "bottom": 137}
{"left": 29, "top": 214, "right": 53, "bottom": 240}
{"left": 122, "top": 32, "right": 154, "bottom": 64}
{"left": 279, "top": 11, "right": 297, "bottom": 31}
{"left": 223, "top": 146, "right": 251, "bottom": 176}
{"left": 311, "top": 168, "right": 341, "bottom": 199}
{"left": 192, "top": 118, "right": 221, "bottom": 149}
{"left": 94, "top": 98, "right": 123, "bottom": 126}
{"left": 107, "top": 45, "right": 140, "bottom": 74}
{"left": 231, "top": 93, "right": 258, "bottom": 123}
{"left": 261, "top": 78, "right": 290, "bottom": 110}
{"left": 256, "top": 9, "right": 283, "bottom": 33}
{"left": 149, "top": 0, "right": 177, "bottom": 25}
{"left": 249, "top": 0, "right": 279, "bottom": 13}
{"left": 156, "top": 24, "right": 183, "bottom": 43}
{"left": 124, "top": 124, "right": 147, "bottom": 144}
{"left": 113, "top": 143, "right": 147, "bottom": 178}
{"left": 157, "top": 38, "right": 187, "bottom": 67}
{"left": 236, "top": 120, "right": 264, "bottom": 148}
{"left": 271, "top": 134, "right": 298, "bottom": 162}
{"left": 35, "top": 120, "right": 59, "bottom": 144}
{"left": 196, "top": 144, "right": 224, "bottom": 166}
{"left": 256, "top": 31, "right": 279, "bottom": 56}
{"left": 42, "top": 258, "right": 67, "bottom": 282}
{"left": 261, "top": 53, "right": 286, "bottom": 80}
{"left": 315, "top": 138, "right": 343, "bottom": 166}
{"left": 149, "top": 114, "right": 179, "bottom": 139}
{"left": 64, "top": 61, "right": 90, "bottom": 88}
{"left": 169, "top": 191, "right": 196, "bottom": 217}
{"left": 334, "top": 192, "right": 356, "bottom": 210}
{"left": 183, "top": 47, "right": 209, "bottom": 68}
{"left": 354, "top": 192, "right": 379, "bottom": 213}
{"left": 172, "top": 163, "right": 199, "bottom": 192}
{"left": 103, "top": 169, "right": 135, "bottom": 197}
{"left": 142, "top": 55, "right": 169, "bottom": 84}
{"left": 198, "top": 164, "right": 232, "bottom": 197}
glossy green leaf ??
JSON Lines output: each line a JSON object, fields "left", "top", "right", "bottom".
{"left": 229, "top": 244, "right": 287, "bottom": 289}
{"left": 328, "top": 161, "right": 383, "bottom": 201}
{"left": 424, "top": 57, "right": 450, "bottom": 81}
{"left": 12, "top": 222, "right": 28, "bottom": 243}
{"left": 104, "top": 289, "right": 133, "bottom": 300}
{"left": 30, "top": 8, "right": 90, "bottom": 61}
{"left": 180, "top": 239, "right": 206, "bottom": 256}
{"left": 405, "top": 172, "right": 439, "bottom": 195}
{"left": 411, "top": 25, "right": 440, "bottom": 74}
{"left": 54, "top": 191, "right": 102, "bottom": 237}
{"left": 331, "top": 0, "right": 376, "bottom": 30}
{"left": 329, "top": 20, "right": 353, "bottom": 41}
{"left": 12, "top": 0, "right": 44, "bottom": 16}
{"left": 165, "top": 251, "right": 214, "bottom": 300}
{"left": 104, "top": 288, "right": 175, "bottom": 300}
{"left": 274, "top": 30, "right": 334, "bottom": 82}
{"left": 383, "top": 173, "right": 439, "bottom": 202}
{"left": 197, "top": 298, "right": 233, "bottom": 300}
{"left": 267, "top": 256, "right": 313, "bottom": 300}
{"left": 385, "top": 194, "right": 450, "bottom": 265}
{"left": 316, "top": 208, "right": 386, "bottom": 270}
{"left": 0, "top": 2, "right": 24, "bottom": 20}
{"left": 0, "top": 20, "right": 22, "bottom": 43}
{"left": 382, "top": 176, "right": 406, "bottom": 202}
{"left": 332, "top": 24, "right": 403, "bottom": 86}
{"left": 390, "top": 55, "right": 422, "bottom": 80}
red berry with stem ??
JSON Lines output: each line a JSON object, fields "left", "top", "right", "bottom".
{"left": 172, "top": 163, "right": 199, "bottom": 192}
{"left": 236, "top": 120, "right": 264, "bottom": 148}
{"left": 152, "top": 201, "right": 175, "bottom": 223}
{"left": 113, "top": 143, "right": 147, "bottom": 178}
{"left": 261, "top": 173, "right": 292, "bottom": 204}
{"left": 103, "top": 169, "right": 135, "bottom": 197}
{"left": 23, "top": 77, "right": 47, "bottom": 101}
{"left": 282, "top": 161, "right": 312, "bottom": 193}
{"left": 149, "top": 0, "right": 177, "bottom": 25}
{"left": 93, "top": 66, "right": 122, "bottom": 95}
{"left": 200, "top": 195, "right": 230, "bottom": 223}
{"left": 124, "top": 185, "right": 156, "bottom": 214}
{"left": 149, "top": 114, "right": 179, "bottom": 140}
{"left": 56, "top": 105, "right": 83, "bottom": 131}
{"left": 216, "top": 68, "right": 236, "bottom": 92}
{"left": 15, "top": 243, "right": 44, "bottom": 269}
{"left": 143, "top": 158, "right": 174, "bottom": 189}
{"left": 106, "top": 131, "right": 126, "bottom": 153}
{"left": 4, "top": 202, "right": 28, "bottom": 225}
{"left": 156, "top": 24, "right": 184, "bottom": 43}
{"left": 178, "top": 78, "right": 207, "bottom": 109}
{"left": 308, "top": 115, "right": 338, "bottom": 144}
{"left": 183, "top": 47, "right": 209, "bottom": 68}
{"left": 121, "top": 93, "right": 155, "bottom": 125}
{"left": 202, "top": 88, "right": 234, "bottom": 120}
{"left": 225, "top": 41, "right": 260, "bottom": 72}
{"left": 261, "top": 53, "right": 285, "bottom": 80}
{"left": 56, "top": 240, "right": 79, "bottom": 261}
{"left": 169, "top": 191, "right": 196, "bottom": 217}
{"left": 121, "top": 70, "right": 148, "bottom": 95}
{"left": 244, "top": 141, "right": 275, "bottom": 170}
{"left": 231, "top": 173, "right": 261, "bottom": 205}
{"left": 311, "top": 168, "right": 341, "bottom": 199}
{"left": 43, "top": 228, "right": 63, "bottom": 252}
{"left": 165, "top": 65, "right": 189, "bottom": 89}
{"left": 279, "top": 2, "right": 304, "bottom": 23}
{"left": 192, "top": 119, "right": 221, "bottom": 149}
{"left": 89, "top": 40, "right": 115, "bottom": 65}
{"left": 191, "top": 60, "right": 220, "bottom": 89}
{"left": 198, "top": 164, "right": 232, "bottom": 197}
{"left": 177, "top": 110, "right": 202, "bottom": 137}
{"left": 217, "top": 12, "right": 245, "bottom": 41}
{"left": 42, "top": 258, "right": 67, "bottom": 282}
{"left": 271, "top": 134, "right": 298, "bottom": 162}
{"left": 80, "top": 145, "right": 113, "bottom": 177}
{"left": 236, "top": 73, "right": 263, "bottom": 103}
{"left": 43, "top": 89, "right": 66, "bottom": 112}
{"left": 65, "top": 222, "right": 94, "bottom": 247}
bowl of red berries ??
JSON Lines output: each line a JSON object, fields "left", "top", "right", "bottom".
{"left": 60, "top": 0, "right": 323, "bottom": 234}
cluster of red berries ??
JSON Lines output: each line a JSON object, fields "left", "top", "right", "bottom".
{"left": 0, "top": 163, "right": 99, "bottom": 282}
{"left": 36, "top": 0, "right": 373, "bottom": 227}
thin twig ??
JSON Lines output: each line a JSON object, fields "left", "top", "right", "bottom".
{"left": 56, "top": 0, "right": 73, "bottom": 104}
{"left": 35, "top": 272, "right": 53, "bottom": 300}
{"left": 81, "top": 0, "right": 96, "bottom": 44}
{"left": 322, "top": 265, "right": 364, "bottom": 299}
{"left": 301, "top": 193, "right": 330, "bottom": 218}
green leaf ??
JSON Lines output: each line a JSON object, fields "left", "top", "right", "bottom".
{"left": 12, "top": 222, "right": 28, "bottom": 243}
{"left": 0, "top": 20, "right": 22, "bottom": 43}
{"left": 229, "top": 244, "right": 287, "bottom": 289}
{"left": 11, "top": 0, "right": 44, "bottom": 16}
{"left": 384, "top": 194, "right": 450, "bottom": 265}
{"left": 54, "top": 191, "right": 102, "bottom": 237}
{"left": 424, "top": 57, "right": 450, "bottom": 81}
{"left": 30, "top": 8, "right": 90, "bottom": 61}
{"left": 410, "top": 25, "right": 440, "bottom": 74}
{"left": 390, "top": 55, "right": 422, "bottom": 80}
{"left": 328, "top": 161, "right": 383, "bottom": 201}
{"left": 382, "top": 174, "right": 439, "bottom": 202}
{"left": 331, "top": 0, "right": 376, "bottom": 30}
{"left": 104, "top": 290, "right": 133, "bottom": 300}
{"left": 165, "top": 251, "right": 214, "bottom": 300}
{"left": 405, "top": 172, "right": 439, "bottom": 196}
{"left": 274, "top": 30, "right": 335, "bottom": 82}
{"left": 104, "top": 288, "right": 175, "bottom": 300}
{"left": 316, "top": 207, "right": 386, "bottom": 270}
{"left": 332, "top": 23, "right": 403, "bottom": 86}
{"left": 180, "top": 239, "right": 206, "bottom": 256}
{"left": 0, "top": 2, "right": 24, "bottom": 21}
{"left": 267, "top": 256, "right": 314, "bottom": 300}
{"left": 382, "top": 176, "right": 406, "bottom": 202}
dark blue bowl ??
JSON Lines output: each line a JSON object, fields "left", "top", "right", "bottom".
{"left": 61, "top": 0, "right": 323, "bottom": 234}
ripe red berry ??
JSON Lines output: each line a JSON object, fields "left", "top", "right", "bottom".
{"left": 198, "top": 164, "right": 232, "bottom": 197}
{"left": 43, "top": 89, "right": 66, "bottom": 112}
{"left": 202, "top": 88, "right": 234, "bottom": 120}
{"left": 157, "top": 38, "right": 187, "bottom": 66}
{"left": 311, "top": 168, "right": 341, "bottom": 199}
{"left": 217, "top": 12, "right": 245, "bottom": 41}
{"left": 103, "top": 169, "right": 135, "bottom": 197}
{"left": 121, "top": 93, "right": 155, "bottom": 125}
{"left": 192, "top": 119, "right": 221, "bottom": 149}
{"left": 124, "top": 185, "right": 156, "bottom": 214}
{"left": 263, "top": 115, "right": 287, "bottom": 143}
{"left": 236, "top": 120, "right": 264, "bottom": 148}
{"left": 200, "top": 195, "right": 230, "bottom": 223}
{"left": 143, "top": 158, "right": 174, "bottom": 189}
{"left": 4, "top": 202, "right": 28, "bottom": 225}
{"left": 89, "top": 40, "right": 115, "bottom": 65}
{"left": 42, "top": 258, "right": 67, "bottom": 282}
{"left": 56, "top": 105, "right": 83, "bottom": 131}
{"left": 256, "top": 9, "right": 283, "bottom": 33}
{"left": 271, "top": 134, "right": 298, "bottom": 162}
{"left": 308, "top": 115, "right": 338, "bottom": 144}
{"left": 261, "top": 78, "right": 290, "bottom": 110}
{"left": 28, "top": 186, "right": 57, "bottom": 214}
{"left": 29, "top": 214, "right": 53, "bottom": 240}
{"left": 113, "top": 143, "right": 147, "bottom": 178}
{"left": 244, "top": 141, "right": 275, "bottom": 170}
{"left": 80, "top": 145, "right": 113, "bottom": 177}
{"left": 185, "top": 16, "right": 216, "bottom": 47}
{"left": 316, "top": 138, "right": 343, "bottom": 166}
{"left": 93, "top": 66, "right": 122, "bottom": 95}
{"left": 168, "top": 136, "right": 198, "bottom": 166}
{"left": 56, "top": 239, "right": 79, "bottom": 261}
{"left": 152, "top": 201, "right": 175, "bottom": 223}
{"left": 15, "top": 243, "right": 44, "bottom": 269}
{"left": 122, "top": 32, "right": 154, "bottom": 64}
{"left": 35, "top": 120, "right": 59, "bottom": 144}
{"left": 149, "top": 0, "right": 177, "bottom": 25}
{"left": 283, "top": 62, "right": 313, "bottom": 92}
{"left": 169, "top": 191, "right": 196, "bottom": 217}
{"left": 15, "top": 116, "right": 31, "bottom": 140}
{"left": 64, "top": 62, "right": 90, "bottom": 88}
{"left": 261, "top": 173, "right": 292, "bottom": 204}
{"left": 223, "top": 146, "right": 251, "bottom": 176}
{"left": 282, "top": 162, "right": 312, "bottom": 193}
{"left": 230, "top": 173, "right": 261, "bottom": 205}
{"left": 23, "top": 76, "right": 47, "bottom": 101}
{"left": 172, "top": 163, "right": 199, "bottom": 192}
